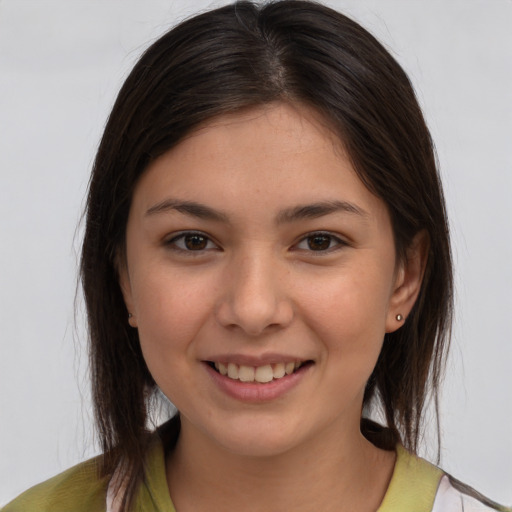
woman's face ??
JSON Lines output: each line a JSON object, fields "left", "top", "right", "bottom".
{"left": 120, "top": 102, "right": 423, "bottom": 457}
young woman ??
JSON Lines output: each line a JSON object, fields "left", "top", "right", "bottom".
{"left": 3, "top": 1, "right": 510, "bottom": 511}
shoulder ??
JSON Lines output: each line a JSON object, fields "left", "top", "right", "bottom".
{"left": 379, "top": 444, "right": 444, "bottom": 511}
{"left": 378, "top": 445, "right": 511, "bottom": 512}
{"left": 2, "top": 456, "right": 109, "bottom": 512}
{"left": 1, "top": 422, "right": 178, "bottom": 512}
{"left": 432, "top": 475, "right": 512, "bottom": 512}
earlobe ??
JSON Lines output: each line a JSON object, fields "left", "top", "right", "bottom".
{"left": 127, "top": 312, "right": 137, "bottom": 328}
{"left": 386, "top": 230, "right": 429, "bottom": 333}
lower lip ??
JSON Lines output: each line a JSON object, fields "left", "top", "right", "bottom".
{"left": 204, "top": 363, "right": 311, "bottom": 403}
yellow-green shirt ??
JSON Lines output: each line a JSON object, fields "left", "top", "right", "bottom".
{"left": 2, "top": 437, "right": 509, "bottom": 512}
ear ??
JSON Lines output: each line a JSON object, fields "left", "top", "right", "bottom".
{"left": 117, "top": 254, "right": 138, "bottom": 328}
{"left": 386, "top": 230, "right": 429, "bottom": 333}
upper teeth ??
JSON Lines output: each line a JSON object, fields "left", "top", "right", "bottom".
{"left": 214, "top": 362, "right": 302, "bottom": 383}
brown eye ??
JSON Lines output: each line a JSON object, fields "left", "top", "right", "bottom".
{"left": 307, "top": 234, "right": 332, "bottom": 251}
{"left": 294, "top": 232, "right": 345, "bottom": 253}
{"left": 167, "top": 232, "right": 217, "bottom": 252}
{"left": 184, "top": 234, "right": 208, "bottom": 250}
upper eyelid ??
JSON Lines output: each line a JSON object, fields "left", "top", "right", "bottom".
{"left": 166, "top": 230, "right": 210, "bottom": 239}
{"left": 295, "top": 231, "right": 346, "bottom": 245}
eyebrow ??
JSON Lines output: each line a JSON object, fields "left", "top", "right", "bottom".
{"left": 146, "top": 199, "right": 230, "bottom": 222}
{"left": 275, "top": 200, "right": 368, "bottom": 224}
{"left": 145, "top": 198, "right": 368, "bottom": 223}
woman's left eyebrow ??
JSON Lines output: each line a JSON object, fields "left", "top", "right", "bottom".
{"left": 275, "top": 200, "right": 369, "bottom": 224}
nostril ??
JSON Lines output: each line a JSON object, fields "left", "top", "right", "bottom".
{"left": 214, "top": 281, "right": 294, "bottom": 335}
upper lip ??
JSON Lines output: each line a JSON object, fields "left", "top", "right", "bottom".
{"left": 203, "top": 353, "right": 311, "bottom": 366}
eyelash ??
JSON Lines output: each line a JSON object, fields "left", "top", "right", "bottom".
{"left": 164, "top": 231, "right": 347, "bottom": 255}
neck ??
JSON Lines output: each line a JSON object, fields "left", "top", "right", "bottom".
{"left": 166, "top": 416, "right": 395, "bottom": 512}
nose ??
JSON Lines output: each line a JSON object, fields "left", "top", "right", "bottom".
{"left": 215, "top": 251, "right": 294, "bottom": 336}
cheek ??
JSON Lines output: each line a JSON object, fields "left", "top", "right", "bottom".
{"left": 299, "top": 270, "right": 392, "bottom": 358}
{"left": 132, "top": 270, "right": 216, "bottom": 370}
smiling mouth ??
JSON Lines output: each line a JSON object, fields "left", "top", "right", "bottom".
{"left": 207, "top": 361, "right": 312, "bottom": 383}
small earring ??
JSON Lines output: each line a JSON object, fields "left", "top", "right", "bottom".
{"left": 128, "top": 313, "right": 133, "bottom": 319}
{"left": 396, "top": 314, "right": 403, "bottom": 322}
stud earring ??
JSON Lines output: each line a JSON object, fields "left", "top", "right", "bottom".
{"left": 396, "top": 314, "right": 403, "bottom": 321}
{"left": 128, "top": 313, "right": 133, "bottom": 319}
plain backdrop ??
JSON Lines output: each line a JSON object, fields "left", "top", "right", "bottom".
{"left": 1, "top": 0, "right": 511, "bottom": 506}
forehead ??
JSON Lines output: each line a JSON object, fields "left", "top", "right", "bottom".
{"left": 192, "top": 102, "right": 343, "bottom": 152}
{"left": 130, "top": 102, "right": 387, "bottom": 225}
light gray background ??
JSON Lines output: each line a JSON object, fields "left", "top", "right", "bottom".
{"left": 1, "top": 0, "right": 511, "bottom": 506}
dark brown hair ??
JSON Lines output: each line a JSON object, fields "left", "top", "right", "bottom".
{"left": 81, "top": 1, "right": 453, "bottom": 508}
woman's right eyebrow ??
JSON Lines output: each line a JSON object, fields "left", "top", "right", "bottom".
{"left": 145, "top": 199, "right": 230, "bottom": 223}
